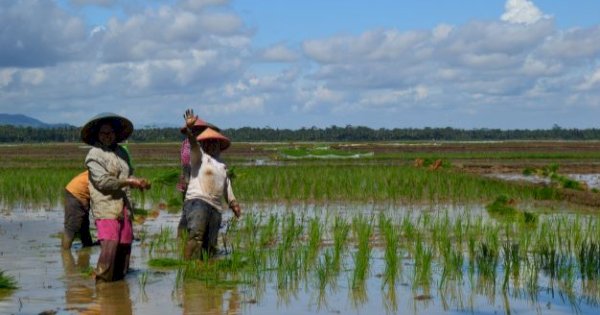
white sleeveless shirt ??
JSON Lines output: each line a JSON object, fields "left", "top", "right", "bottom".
{"left": 185, "top": 148, "right": 236, "bottom": 211}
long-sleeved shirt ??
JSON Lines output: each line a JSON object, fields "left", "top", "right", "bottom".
{"left": 85, "top": 145, "right": 133, "bottom": 219}
{"left": 185, "top": 146, "right": 236, "bottom": 212}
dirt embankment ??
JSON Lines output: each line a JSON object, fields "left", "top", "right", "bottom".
{"left": 556, "top": 188, "right": 600, "bottom": 208}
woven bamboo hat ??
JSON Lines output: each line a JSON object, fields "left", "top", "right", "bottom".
{"left": 196, "top": 127, "right": 230, "bottom": 151}
{"left": 80, "top": 112, "right": 133, "bottom": 145}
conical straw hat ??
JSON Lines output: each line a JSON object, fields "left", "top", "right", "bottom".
{"left": 80, "top": 112, "right": 133, "bottom": 145}
{"left": 196, "top": 127, "right": 230, "bottom": 151}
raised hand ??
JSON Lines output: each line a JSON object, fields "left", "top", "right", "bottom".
{"left": 184, "top": 109, "right": 197, "bottom": 129}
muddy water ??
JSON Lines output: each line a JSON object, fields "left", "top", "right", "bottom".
{"left": 488, "top": 173, "right": 600, "bottom": 189}
{"left": 1, "top": 204, "right": 599, "bottom": 314}
{"left": 0, "top": 209, "right": 238, "bottom": 314}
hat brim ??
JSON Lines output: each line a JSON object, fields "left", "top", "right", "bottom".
{"left": 196, "top": 128, "right": 230, "bottom": 151}
{"left": 81, "top": 113, "right": 133, "bottom": 145}
{"left": 198, "top": 138, "right": 230, "bottom": 151}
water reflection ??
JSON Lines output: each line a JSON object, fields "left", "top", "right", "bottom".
{"left": 5, "top": 204, "right": 600, "bottom": 314}
{"left": 61, "top": 249, "right": 94, "bottom": 310}
{"left": 382, "top": 285, "right": 398, "bottom": 314}
{"left": 176, "top": 281, "right": 241, "bottom": 315}
{"left": 62, "top": 249, "right": 133, "bottom": 314}
{"left": 96, "top": 280, "right": 133, "bottom": 315}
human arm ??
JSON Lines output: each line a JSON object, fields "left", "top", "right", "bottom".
{"left": 183, "top": 109, "right": 202, "bottom": 166}
{"left": 230, "top": 200, "right": 241, "bottom": 218}
{"left": 224, "top": 177, "right": 241, "bottom": 218}
{"left": 177, "top": 139, "right": 192, "bottom": 192}
{"left": 86, "top": 148, "right": 150, "bottom": 191}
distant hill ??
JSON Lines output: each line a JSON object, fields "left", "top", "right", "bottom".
{"left": 0, "top": 113, "right": 72, "bottom": 128}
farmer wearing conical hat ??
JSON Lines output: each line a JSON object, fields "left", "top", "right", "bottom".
{"left": 81, "top": 112, "right": 150, "bottom": 282}
{"left": 181, "top": 109, "right": 241, "bottom": 259}
{"left": 176, "top": 116, "right": 220, "bottom": 238}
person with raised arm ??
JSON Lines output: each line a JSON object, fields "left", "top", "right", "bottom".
{"left": 181, "top": 109, "right": 241, "bottom": 259}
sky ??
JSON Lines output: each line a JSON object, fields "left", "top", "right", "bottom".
{"left": 1, "top": 0, "right": 600, "bottom": 130}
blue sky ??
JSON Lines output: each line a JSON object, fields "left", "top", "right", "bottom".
{"left": 1, "top": 0, "right": 600, "bottom": 129}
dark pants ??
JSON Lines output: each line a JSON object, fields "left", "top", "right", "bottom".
{"left": 177, "top": 191, "right": 187, "bottom": 239}
{"left": 182, "top": 199, "right": 222, "bottom": 259}
{"left": 63, "top": 190, "right": 93, "bottom": 248}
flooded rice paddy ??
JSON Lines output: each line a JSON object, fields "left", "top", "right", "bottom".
{"left": 1, "top": 202, "right": 599, "bottom": 315}
{"left": 489, "top": 173, "right": 600, "bottom": 190}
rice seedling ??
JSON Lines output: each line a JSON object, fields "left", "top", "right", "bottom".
{"left": 379, "top": 213, "right": 400, "bottom": 288}
{"left": 486, "top": 195, "right": 518, "bottom": 218}
{"left": 382, "top": 284, "right": 399, "bottom": 314}
{"left": 147, "top": 226, "right": 176, "bottom": 257}
{"left": 412, "top": 236, "right": 433, "bottom": 289}
{"left": 331, "top": 216, "right": 350, "bottom": 274}
{"left": 280, "top": 212, "right": 299, "bottom": 249}
{"left": 351, "top": 215, "right": 372, "bottom": 290}
{"left": 476, "top": 229, "right": 500, "bottom": 281}
{"left": 315, "top": 250, "right": 335, "bottom": 309}
{"left": 501, "top": 242, "right": 520, "bottom": 291}
{"left": 578, "top": 241, "right": 600, "bottom": 280}
{"left": 258, "top": 213, "right": 279, "bottom": 248}
{"left": 439, "top": 240, "right": 464, "bottom": 290}
{"left": 1, "top": 160, "right": 568, "bottom": 211}
{"left": 0, "top": 269, "right": 17, "bottom": 290}
{"left": 138, "top": 270, "right": 149, "bottom": 290}
{"left": 305, "top": 216, "right": 323, "bottom": 266}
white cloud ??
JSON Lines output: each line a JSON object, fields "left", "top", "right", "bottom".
{"left": 540, "top": 26, "right": 600, "bottom": 60}
{"left": 69, "top": 0, "right": 116, "bottom": 7}
{"left": 1, "top": 0, "right": 600, "bottom": 129}
{"left": 0, "top": 1, "right": 87, "bottom": 67}
{"left": 501, "top": 0, "right": 550, "bottom": 25}
{"left": 179, "top": 0, "right": 229, "bottom": 12}
{"left": 203, "top": 95, "right": 266, "bottom": 115}
{"left": 303, "top": 30, "right": 427, "bottom": 64}
{"left": 432, "top": 24, "right": 454, "bottom": 42}
{"left": 299, "top": 86, "right": 344, "bottom": 112}
{"left": 367, "top": 30, "right": 428, "bottom": 61}
{"left": 0, "top": 69, "right": 18, "bottom": 87}
{"left": 414, "top": 85, "right": 429, "bottom": 101}
{"left": 577, "top": 68, "right": 600, "bottom": 91}
{"left": 520, "top": 56, "right": 562, "bottom": 76}
{"left": 21, "top": 69, "right": 45, "bottom": 85}
{"left": 0, "top": 68, "right": 44, "bottom": 87}
{"left": 261, "top": 45, "right": 299, "bottom": 62}
{"left": 459, "top": 53, "right": 518, "bottom": 69}
{"left": 90, "top": 64, "right": 112, "bottom": 86}
{"left": 198, "top": 12, "right": 244, "bottom": 35}
{"left": 359, "top": 85, "right": 429, "bottom": 109}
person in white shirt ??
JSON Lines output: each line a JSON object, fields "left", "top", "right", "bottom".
{"left": 181, "top": 109, "right": 241, "bottom": 259}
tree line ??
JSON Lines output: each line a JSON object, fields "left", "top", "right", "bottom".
{"left": 1, "top": 124, "right": 600, "bottom": 143}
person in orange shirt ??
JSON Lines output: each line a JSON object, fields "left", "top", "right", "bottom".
{"left": 62, "top": 170, "right": 95, "bottom": 250}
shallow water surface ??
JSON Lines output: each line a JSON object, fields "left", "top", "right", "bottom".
{"left": 0, "top": 204, "right": 599, "bottom": 314}
{"left": 488, "top": 173, "right": 600, "bottom": 189}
